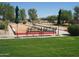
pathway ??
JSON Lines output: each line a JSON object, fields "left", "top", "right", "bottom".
{"left": 8, "top": 25, "right": 16, "bottom": 38}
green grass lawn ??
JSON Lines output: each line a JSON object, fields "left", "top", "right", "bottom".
{"left": 0, "top": 37, "right": 79, "bottom": 57}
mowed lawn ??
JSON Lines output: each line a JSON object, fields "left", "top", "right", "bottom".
{"left": 0, "top": 37, "right": 79, "bottom": 57}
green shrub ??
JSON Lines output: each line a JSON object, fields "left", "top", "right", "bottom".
{"left": 0, "top": 21, "right": 5, "bottom": 29}
{"left": 3, "top": 20, "right": 8, "bottom": 31}
{"left": 0, "top": 20, "right": 8, "bottom": 30}
{"left": 68, "top": 24, "right": 79, "bottom": 36}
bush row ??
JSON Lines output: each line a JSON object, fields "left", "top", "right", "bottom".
{"left": 68, "top": 24, "right": 79, "bottom": 36}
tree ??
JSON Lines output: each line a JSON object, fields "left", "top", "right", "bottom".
{"left": 15, "top": 6, "right": 19, "bottom": 24}
{"left": 15, "top": 6, "right": 19, "bottom": 37}
{"left": 60, "top": 10, "right": 72, "bottom": 24}
{"left": 74, "top": 6, "right": 79, "bottom": 24}
{"left": 57, "top": 9, "right": 62, "bottom": 25}
{"left": 67, "top": 10, "right": 72, "bottom": 24}
{"left": 28, "top": 8, "right": 38, "bottom": 22}
{"left": 57, "top": 9, "right": 72, "bottom": 25}
{"left": 19, "top": 9, "right": 26, "bottom": 22}
{"left": 3, "top": 20, "right": 9, "bottom": 34}
{"left": 0, "top": 3, "right": 3, "bottom": 16}
{"left": 46, "top": 15, "right": 57, "bottom": 23}
{"left": 0, "top": 3, "right": 14, "bottom": 34}
{"left": 0, "top": 3, "right": 14, "bottom": 22}
{"left": 5, "top": 4, "right": 14, "bottom": 22}
{"left": 57, "top": 9, "right": 62, "bottom": 36}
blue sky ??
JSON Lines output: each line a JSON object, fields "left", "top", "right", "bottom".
{"left": 10, "top": 2, "right": 79, "bottom": 18}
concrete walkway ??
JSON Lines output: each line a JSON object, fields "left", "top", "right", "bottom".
{"left": 57, "top": 30, "right": 69, "bottom": 36}
{"left": 8, "top": 25, "right": 15, "bottom": 37}
{"left": 56, "top": 28, "right": 69, "bottom": 36}
{"left": 0, "top": 25, "right": 16, "bottom": 39}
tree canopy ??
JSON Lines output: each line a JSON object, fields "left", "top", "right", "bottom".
{"left": 57, "top": 9, "right": 72, "bottom": 25}
{"left": 28, "top": 8, "right": 38, "bottom": 21}
{"left": 57, "top": 9, "right": 62, "bottom": 25}
{"left": 15, "top": 6, "right": 19, "bottom": 24}
{"left": 19, "top": 9, "right": 26, "bottom": 21}
{"left": 0, "top": 3, "right": 14, "bottom": 21}
{"left": 74, "top": 6, "right": 79, "bottom": 24}
{"left": 46, "top": 15, "right": 57, "bottom": 23}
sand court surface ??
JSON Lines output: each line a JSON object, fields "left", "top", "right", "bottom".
{"left": 10, "top": 23, "right": 56, "bottom": 36}
{"left": 10, "top": 23, "right": 29, "bottom": 33}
